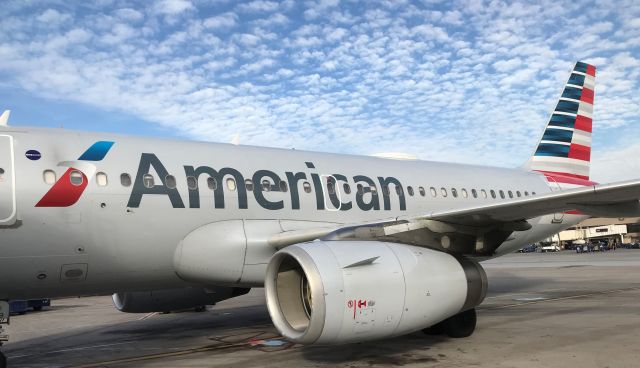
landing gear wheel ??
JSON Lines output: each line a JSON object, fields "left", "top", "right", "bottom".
{"left": 443, "top": 308, "right": 477, "bottom": 338}
{"left": 0, "top": 350, "right": 6, "bottom": 368}
{"left": 422, "top": 322, "right": 445, "bottom": 335}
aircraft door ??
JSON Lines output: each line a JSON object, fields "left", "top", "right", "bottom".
{"left": 0, "top": 135, "right": 16, "bottom": 226}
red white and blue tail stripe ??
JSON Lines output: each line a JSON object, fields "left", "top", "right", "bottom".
{"left": 528, "top": 61, "right": 596, "bottom": 185}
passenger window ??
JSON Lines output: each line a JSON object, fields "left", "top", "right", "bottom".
{"left": 481, "top": 189, "right": 487, "bottom": 198}
{"left": 186, "top": 176, "right": 197, "bottom": 190}
{"left": 279, "top": 181, "right": 288, "bottom": 192}
{"left": 43, "top": 170, "right": 56, "bottom": 185}
{"left": 343, "top": 183, "right": 351, "bottom": 194}
{"left": 461, "top": 188, "right": 468, "bottom": 198}
{"left": 407, "top": 186, "right": 414, "bottom": 196}
{"left": 499, "top": 190, "right": 505, "bottom": 199}
{"left": 208, "top": 177, "right": 218, "bottom": 190}
{"left": 471, "top": 189, "right": 478, "bottom": 198}
{"left": 166, "top": 175, "right": 177, "bottom": 189}
{"left": 262, "top": 180, "right": 271, "bottom": 192}
{"left": 357, "top": 184, "right": 363, "bottom": 195}
{"left": 451, "top": 188, "right": 458, "bottom": 198}
{"left": 490, "top": 190, "right": 496, "bottom": 199}
{"left": 70, "top": 170, "right": 83, "bottom": 186}
{"left": 524, "top": 191, "right": 529, "bottom": 196}
{"left": 516, "top": 191, "right": 521, "bottom": 197}
{"left": 532, "top": 192, "right": 536, "bottom": 196}
{"left": 419, "top": 187, "right": 425, "bottom": 197}
{"left": 441, "top": 187, "right": 447, "bottom": 197}
{"left": 395, "top": 185, "right": 403, "bottom": 196}
{"left": 303, "top": 182, "right": 312, "bottom": 193}
{"left": 143, "top": 174, "right": 154, "bottom": 188}
{"left": 226, "top": 178, "right": 236, "bottom": 191}
{"left": 120, "top": 173, "right": 131, "bottom": 187}
{"left": 430, "top": 187, "right": 437, "bottom": 197}
{"left": 96, "top": 172, "right": 108, "bottom": 187}
{"left": 327, "top": 181, "right": 335, "bottom": 195}
{"left": 508, "top": 190, "right": 513, "bottom": 198}
{"left": 245, "top": 179, "right": 253, "bottom": 191}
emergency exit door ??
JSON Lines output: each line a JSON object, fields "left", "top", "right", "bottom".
{"left": 0, "top": 135, "right": 16, "bottom": 225}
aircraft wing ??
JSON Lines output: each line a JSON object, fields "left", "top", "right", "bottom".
{"left": 412, "top": 179, "right": 640, "bottom": 226}
{"left": 271, "top": 179, "right": 640, "bottom": 255}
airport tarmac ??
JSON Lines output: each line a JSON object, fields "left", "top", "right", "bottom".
{"left": 3, "top": 249, "right": 640, "bottom": 368}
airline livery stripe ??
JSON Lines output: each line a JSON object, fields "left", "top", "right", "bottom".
{"left": 568, "top": 143, "right": 590, "bottom": 161}
{"left": 571, "top": 129, "right": 591, "bottom": 146}
{"left": 536, "top": 170, "right": 593, "bottom": 183}
{"left": 78, "top": 141, "right": 115, "bottom": 161}
{"left": 574, "top": 115, "right": 592, "bottom": 132}
{"left": 580, "top": 87, "right": 594, "bottom": 104}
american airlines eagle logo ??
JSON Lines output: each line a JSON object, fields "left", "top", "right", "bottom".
{"left": 35, "top": 141, "right": 114, "bottom": 207}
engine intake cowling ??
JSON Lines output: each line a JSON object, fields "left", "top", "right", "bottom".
{"left": 265, "top": 241, "right": 486, "bottom": 344}
{"left": 112, "top": 287, "right": 250, "bottom": 313}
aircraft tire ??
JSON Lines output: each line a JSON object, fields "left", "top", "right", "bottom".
{"left": 422, "top": 322, "right": 445, "bottom": 335}
{"left": 0, "top": 350, "right": 6, "bottom": 368}
{"left": 443, "top": 308, "right": 477, "bottom": 338}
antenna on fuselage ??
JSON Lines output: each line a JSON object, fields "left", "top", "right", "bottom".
{"left": 0, "top": 110, "right": 10, "bottom": 126}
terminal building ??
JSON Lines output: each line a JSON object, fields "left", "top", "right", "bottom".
{"left": 549, "top": 217, "right": 640, "bottom": 248}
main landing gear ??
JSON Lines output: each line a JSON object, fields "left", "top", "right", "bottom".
{"left": 423, "top": 308, "right": 477, "bottom": 338}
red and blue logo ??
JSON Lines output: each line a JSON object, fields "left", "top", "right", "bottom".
{"left": 36, "top": 141, "right": 114, "bottom": 207}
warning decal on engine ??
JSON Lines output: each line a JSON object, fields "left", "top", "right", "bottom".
{"left": 347, "top": 299, "right": 376, "bottom": 318}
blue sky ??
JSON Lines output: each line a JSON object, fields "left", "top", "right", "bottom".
{"left": 1, "top": 0, "right": 639, "bottom": 182}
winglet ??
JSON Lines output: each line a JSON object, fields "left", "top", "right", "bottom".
{"left": 0, "top": 110, "right": 10, "bottom": 126}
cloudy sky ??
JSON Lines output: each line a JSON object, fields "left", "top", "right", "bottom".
{"left": 1, "top": 0, "right": 639, "bottom": 182}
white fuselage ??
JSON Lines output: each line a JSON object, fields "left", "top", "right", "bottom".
{"left": 0, "top": 127, "right": 584, "bottom": 300}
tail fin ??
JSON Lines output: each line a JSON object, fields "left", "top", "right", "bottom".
{"left": 527, "top": 61, "right": 596, "bottom": 181}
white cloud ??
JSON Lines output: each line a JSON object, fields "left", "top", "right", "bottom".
{"left": 237, "top": 1, "right": 280, "bottom": 13}
{"left": 203, "top": 12, "right": 237, "bottom": 29}
{"left": 36, "top": 9, "right": 71, "bottom": 24}
{"left": 0, "top": 0, "right": 639, "bottom": 180}
{"left": 154, "top": 0, "right": 194, "bottom": 15}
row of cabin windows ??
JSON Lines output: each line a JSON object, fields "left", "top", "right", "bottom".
{"left": 41, "top": 170, "right": 537, "bottom": 199}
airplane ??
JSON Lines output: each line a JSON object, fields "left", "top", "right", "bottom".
{"left": 0, "top": 61, "right": 638, "bottom": 363}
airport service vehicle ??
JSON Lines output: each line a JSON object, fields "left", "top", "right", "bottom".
{"left": 1, "top": 62, "right": 639, "bottom": 361}
{"left": 518, "top": 244, "right": 538, "bottom": 253}
{"left": 541, "top": 244, "right": 561, "bottom": 252}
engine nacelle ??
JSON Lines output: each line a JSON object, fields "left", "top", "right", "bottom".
{"left": 265, "top": 241, "right": 486, "bottom": 344}
{"left": 112, "top": 287, "right": 250, "bottom": 313}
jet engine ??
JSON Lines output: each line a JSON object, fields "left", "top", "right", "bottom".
{"left": 264, "top": 241, "right": 486, "bottom": 344}
{"left": 112, "top": 286, "right": 250, "bottom": 313}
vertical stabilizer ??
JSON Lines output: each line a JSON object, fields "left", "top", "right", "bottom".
{"left": 527, "top": 62, "right": 596, "bottom": 180}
